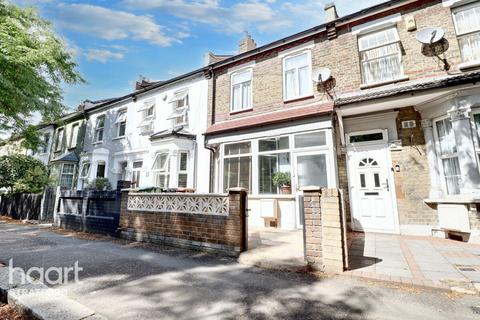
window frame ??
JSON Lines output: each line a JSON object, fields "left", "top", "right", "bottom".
{"left": 357, "top": 26, "right": 404, "bottom": 85}
{"left": 433, "top": 115, "right": 462, "bottom": 195}
{"left": 42, "top": 133, "right": 50, "bottom": 154}
{"left": 152, "top": 152, "right": 170, "bottom": 188}
{"left": 69, "top": 123, "right": 79, "bottom": 149}
{"left": 94, "top": 115, "right": 105, "bottom": 143}
{"left": 131, "top": 161, "right": 143, "bottom": 188}
{"left": 60, "top": 163, "right": 75, "bottom": 189}
{"left": 55, "top": 128, "right": 64, "bottom": 151}
{"left": 115, "top": 110, "right": 127, "bottom": 138}
{"left": 230, "top": 68, "right": 253, "bottom": 112}
{"left": 452, "top": 2, "right": 480, "bottom": 64}
{"left": 282, "top": 50, "right": 313, "bottom": 102}
{"left": 178, "top": 151, "right": 189, "bottom": 188}
{"left": 222, "top": 142, "right": 253, "bottom": 193}
{"left": 80, "top": 162, "right": 91, "bottom": 180}
{"left": 258, "top": 136, "right": 291, "bottom": 195}
{"left": 96, "top": 161, "right": 106, "bottom": 178}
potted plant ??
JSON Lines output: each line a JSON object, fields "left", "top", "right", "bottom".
{"left": 272, "top": 172, "right": 291, "bottom": 194}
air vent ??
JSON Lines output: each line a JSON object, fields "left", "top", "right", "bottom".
{"left": 401, "top": 120, "right": 416, "bottom": 129}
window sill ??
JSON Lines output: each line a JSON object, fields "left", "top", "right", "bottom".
{"left": 360, "top": 76, "right": 409, "bottom": 90}
{"left": 230, "top": 108, "right": 253, "bottom": 115}
{"left": 283, "top": 95, "right": 314, "bottom": 104}
{"left": 458, "top": 60, "right": 480, "bottom": 71}
{"left": 112, "top": 136, "right": 125, "bottom": 141}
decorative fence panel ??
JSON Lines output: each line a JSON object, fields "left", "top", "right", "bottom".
{"left": 119, "top": 189, "right": 248, "bottom": 256}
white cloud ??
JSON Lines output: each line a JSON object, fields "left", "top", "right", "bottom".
{"left": 84, "top": 49, "right": 125, "bottom": 63}
{"left": 55, "top": 3, "right": 183, "bottom": 46}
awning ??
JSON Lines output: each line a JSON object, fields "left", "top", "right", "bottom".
{"left": 139, "top": 100, "right": 155, "bottom": 111}
{"left": 115, "top": 111, "right": 127, "bottom": 124}
{"left": 50, "top": 152, "right": 79, "bottom": 163}
{"left": 169, "top": 90, "right": 188, "bottom": 103}
{"left": 166, "top": 109, "right": 186, "bottom": 120}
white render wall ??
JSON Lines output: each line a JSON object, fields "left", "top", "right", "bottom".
{"left": 80, "top": 74, "right": 210, "bottom": 192}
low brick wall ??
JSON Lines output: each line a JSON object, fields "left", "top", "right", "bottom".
{"left": 118, "top": 189, "right": 248, "bottom": 256}
{"left": 303, "top": 187, "right": 347, "bottom": 273}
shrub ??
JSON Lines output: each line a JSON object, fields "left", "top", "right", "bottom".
{"left": 88, "top": 178, "right": 112, "bottom": 191}
{"left": 272, "top": 172, "right": 291, "bottom": 187}
{"left": 0, "top": 154, "right": 50, "bottom": 193}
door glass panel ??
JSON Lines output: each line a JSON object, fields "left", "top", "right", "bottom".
{"left": 374, "top": 173, "right": 380, "bottom": 188}
{"left": 360, "top": 174, "right": 366, "bottom": 188}
{"left": 296, "top": 154, "right": 327, "bottom": 188}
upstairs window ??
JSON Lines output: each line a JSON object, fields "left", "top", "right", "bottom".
{"left": 55, "top": 128, "right": 64, "bottom": 151}
{"left": 167, "top": 90, "right": 189, "bottom": 127}
{"left": 358, "top": 27, "right": 403, "bottom": 84}
{"left": 283, "top": 52, "right": 312, "bottom": 101}
{"left": 69, "top": 123, "right": 79, "bottom": 148}
{"left": 139, "top": 99, "right": 155, "bottom": 134}
{"left": 95, "top": 116, "right": 105, "bottom": 143}
{"left": 115, "top": 110, "right": 127, "bottom": 138}
{"left": 231, "top": 69, "right": 252, "bottom": 112}
{"left": 42, "top": 133, "right": 50, "bottom": 154}
{"left": 153, "top": 152, "right": 170, "bottom": 188}
{"left": 453, "top": 2, "right": 480, "bottom": 63}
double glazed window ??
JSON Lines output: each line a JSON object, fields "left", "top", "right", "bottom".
{"left": 60, "top": 163, "right": 75, "bottom": 189}
{"left": 231, "top": 69, "right": 252, "bottom": 112}
{"left": 132, "top": 161, "right": 143, "bottom": 188}
{"left": 153, "top": 153, "right": 170, "bottom": 188}
{"left": 259, "top": 137, "right": 290, "bottom": 194}
{"left": 358, "top": 27, "right": 403, "bottom": 84}
{"left": 55, "top": 129, "right": 64, "bottom": 151}
{"left": 178, "top": 152, "right": 189, "bottom": 188}
{"left": 95, "top": 116, "right": 105, "bottom": 142}
{"left": 435, "top": 118, "right": 461, "bottom": 195}
{"left": 139, "top": 100, "right": 155, "bottom": 134}
{"left": 80, "top": 162, "right": 90, "bottom": 180}
{"left": 168, "top": 90, "right": 189, "bottom": 127}
{"left": 283, "top": 52, "right": 312, "bottom": 101}
{"left": 453, "top": 3, "right": 480, "bottom": 63}
{"left": 70, "top": 123, "right": 79, "bottom": 148}
{"left": 223, "top": 142, "right": 252, "bottom": 192}
{"left": 115, "top": 111, "right": 127, "bottom": 138}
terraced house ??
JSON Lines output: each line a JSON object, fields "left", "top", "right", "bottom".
{"left": 205, "top": 0, "right": 480, "bottom": 242}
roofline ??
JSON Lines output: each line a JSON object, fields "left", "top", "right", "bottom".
{"left": 208, "top": 0, "right": 419, "bottom": 70}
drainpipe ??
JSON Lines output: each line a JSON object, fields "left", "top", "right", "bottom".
{"left": 205, "top": 66, "right": 216, "bottom": 193}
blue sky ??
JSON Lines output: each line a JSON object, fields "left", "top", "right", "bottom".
{"left": 16, "top": 0, "right": 386, "bottom": 110}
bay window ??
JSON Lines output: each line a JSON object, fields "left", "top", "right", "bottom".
{"left": 231, "top": 69, "right": 252, "bottom": 112}
{"left": 258, "top": 137, "right": 290, "bottom": 194}
{"left": 153, "top": 153, "right": 170, "bottom": 188}
{"left": 358, "top": 27, "right": 403, "bottom": 84}
{"left": 283, "top": 52, "right": 312, "bottom": 101}
{"left": 435, "top": 118, "right": 461, "bottom": 195}
{"left": 453, "top": 2, "right": 480, "bottom": 63}
{"left": 223, "top": 142, "right": 252, "bottom": 192}
{"left": 60, "top": 163, "right": 75, "bottom": 189}
{"left": 178, "top": 152, "right": 189, "bottom": 188}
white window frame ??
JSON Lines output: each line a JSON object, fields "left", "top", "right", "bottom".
{"left": 60, "top": 163, "right": 75, "bottom": 189}
{"left": 152, "top": 152, "right": 170, "bottom": 188}
{"left": 69, "top": 123, "right": 79, "bottom": 149}
{"left": 168, "top": 91, "right": 189, "bottom": 127}
{"left": 115, "top": 110, "right": 127, "bottom": 138}
{"left": 470, "top": 107, "right": 480, "bottom": 169}
{"left": 258, "top": 136, "right": 291, "bottom": 195}
{"left": 357, "top": 26, "right": 404, "bottom": 85}
{"left": 346, "top": 129, "right": 389, "bottom": 147}
{"left": 42, "top": 133, "right": 50, "bottom": 154}
{"left": 178, "top": 151, "right": 189, "bottom": 188}
{"left": 282, "top": 50, "right": 313, "bottom": 102}
{"left": 131, "top": 161, "right": 143, "bottom": 188}
{"left": 96, "top": 161, "right": 106, "bottom": 178}
{"left": 80, "top": 162, "right": 91, "bottom": 180}
{"left": 94, "top": 115, "right": 105, "bottom": 143}
{"left": 55, "top": 128, "right": 64, "bottom": 152}
{"left": 230, "top": 68, "right": 253, "bottom": 112}
{"left": 433, "top": 115, "right": 462, "bottom": 195}
{"left": 452, "top": 2, "right": 480, "bottom": 64}
{"left": 222, "top": 142, "right": 253, "bottom": 193}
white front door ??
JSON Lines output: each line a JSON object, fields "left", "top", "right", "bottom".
{"left": 293, "top": 151, "right": 330, "bottom": 228}
{"left": 347, "top": 144, "right": 397, "bottom": 232}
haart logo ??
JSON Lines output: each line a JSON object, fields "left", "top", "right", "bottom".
{"left": 8, "top": 259, "right": 83, "bottom": 285}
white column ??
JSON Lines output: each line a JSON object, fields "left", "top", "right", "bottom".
{"left": 448, "top": 103, "right": 480, "bottom": 194}
{"left": 421, "top": 119, "right": 443, "bottom": 198}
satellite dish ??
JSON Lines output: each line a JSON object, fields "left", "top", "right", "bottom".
{"left": 416, "top": 27, "right": 445, "bottom": 44}
{"left": 312, "top": 67, "right": 332, "bottom": 83}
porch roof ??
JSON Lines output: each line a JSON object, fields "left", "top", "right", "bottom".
{"left": 50, "top": 152, "right": 79, "bottom": 163}
{"left": 150, "top": 126, "right": 195, "bottom": 140}
{"left": 205, "top": 102, "right": 333, "bottom": 136}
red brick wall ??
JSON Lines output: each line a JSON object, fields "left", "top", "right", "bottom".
{"left": 118, "top": 190, "right": 247, "bottom": 256}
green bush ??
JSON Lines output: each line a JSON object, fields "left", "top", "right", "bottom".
{"left": 0, "top": 154, "right": 50, "bottom": 193}
{"left": 88, "top": 177, "right": 112, "bottom": 191}
{"left": 272, "top": 172, "right": 291, "bottom": 187}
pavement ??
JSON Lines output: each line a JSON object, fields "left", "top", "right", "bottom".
{"left": 239, "top": 227, "right": 307, "bottom": 271}
{"left": 346, "top": 232, "right": 480, "bottom": 293}
{"left": 1, "top": 222, "right": 480, "bottom": 319}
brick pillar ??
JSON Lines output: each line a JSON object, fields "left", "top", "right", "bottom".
{"left": 118, "top": 190, "right": 129, "bottom": 232}
{"left": 227, "top": 188, "right": 248, "bottom": 253}
{"left": 303, "top": 187, "right": 323, "bottom": 270}
{"left": 302, "top": 187, "right": 345, "bottom": 273}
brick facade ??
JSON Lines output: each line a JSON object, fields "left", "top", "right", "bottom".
{"left": 303, "top": 188, "right": 346, "bottom": 273}
{"left": 118, "top": 189, "right": 248, "bottom": 256}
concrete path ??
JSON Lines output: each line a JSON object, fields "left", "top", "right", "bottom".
{"left": 1, "top": 222, "right": 480, "bottom": 319}
{"left": 239, "top": 227, "right": 306, "bottom": 271}
{"left": 346, "top": 232, "right": 480, "bottom": 293}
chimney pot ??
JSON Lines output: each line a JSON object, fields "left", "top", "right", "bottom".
{"left": 324, "top": 2, "right": 338, "bottom": 23}
{"left": 238, "top": 32, "right": 257, "bottom": 53}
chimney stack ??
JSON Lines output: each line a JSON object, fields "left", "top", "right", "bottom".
{"left": 324, "top": 3, "right": 338, "bottom": 23}
{"left": 238, "top": 32, "right": 256, "bottom": 53}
